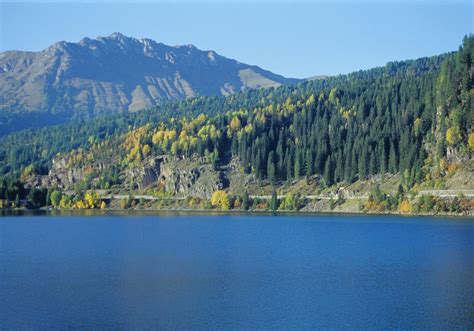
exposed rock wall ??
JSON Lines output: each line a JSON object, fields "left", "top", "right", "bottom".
{"left": 128, "top": 156, "right": 225, "bottom": 198}
{"left": 26, "top": 155, "right": 112, "bottom": 189}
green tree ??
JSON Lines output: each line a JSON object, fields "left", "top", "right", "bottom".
{"left": 323, "top": 157, "right": 334, "bottom": 186}
{"left": 50, "top": 190, "right": 62, "bottom": 208}
{"left": 242, "top": 190, "right": 250, "bottom": 211}
{"left": 270, "top": 189, "right": 278, "bottom": 211}
{"left": 45, "top": 188, "right": 52, "bottom": 206}
{"left": 267, "top": 151, "right": 276, "bottom": 184}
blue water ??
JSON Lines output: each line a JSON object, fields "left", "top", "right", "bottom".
{"left": 1, "top": 214, "right": 473, "bottom": 329}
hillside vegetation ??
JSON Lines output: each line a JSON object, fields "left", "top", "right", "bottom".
{"left": 1, "top": 36, "right": 472, "bottom": 215}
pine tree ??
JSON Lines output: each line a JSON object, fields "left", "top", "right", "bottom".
{"left": 242, "top": 190, "right": 250, "bottom": 211}
{"left": 323, "top": 156, "right": 334, "bottom": 186}
{"left": 305, "top": 149, "right": 313, "bottom": 178}
{"left": 267, "top": 151, "right": 276, "bottom": 185}
{"left": 14, "top": 194, "right": 20, "bottom": 208}
{"left": 294, "top": 148, "right": 302, "bottom": 179}
{"left": 270, "top": 189, "right": 278, "bottom": 211}
{"left": 359, "top": 149, "right": 368, "bottom": 180}
{"left": 343, "top": 150, "right": 352, "bottom": 183}
{"left": 388, "top": 142, "right": 397, "bottom": 173}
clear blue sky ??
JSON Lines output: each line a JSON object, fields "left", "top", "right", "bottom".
{"left": 0, "top": 1, "right": 472, "bottom": 78}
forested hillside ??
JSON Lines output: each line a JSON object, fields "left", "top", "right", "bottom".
{"left": 1, "top": 36, "right": 472, "bottom": 214}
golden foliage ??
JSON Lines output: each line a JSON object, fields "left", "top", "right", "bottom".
{"left": 328, "top": 87, "right": 339, "bottom": 104}
{"left": 142, "top": 144, "right": 151, "bottom": 157}
{"left": 211, "top": 190, "right": 230, "bottom": 210}
{"left": 446, "top": 163, "right": 460, "bottom": 176}
{"left": 468, "top": 133, "right": 474, "bottom": 151}
{"left": 127, "top": 144, "right": 141, "bottom": 162}
{"left": 73, "top": 191, "right": 101, "bottom": 209}
{"left": 59, "top": 195, "right": 72, "bottom": 209}
{"left": 227, "top": 116, "right": 242, "bottom": 137}
{"left": 399, "top": 200, "right": 413, "bottom": 213}
{"left": 446, "top": 127, "right": 460, "bottom": 146}
{"left": 170, "top": 141, "right": 179, "bottom": 155}
{"left": 197, "top": 124, "right": 220, "bottom": 140}
{"left": 305, "top": 94, "right": 315, "bottom": 107}
{"left": 364, "top": 200, "right": 386, "bottom": 212}
{"left": 84, "top": 191, "right": 100, "bottom": 209}
{"left": 439, "top": 158, "right": 446, "bottom": 172}
{"left": 123, "top": 125, "right": 151, "bottom": 150}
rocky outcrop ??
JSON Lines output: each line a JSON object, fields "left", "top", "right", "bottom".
{"left": 127, "top": 156, "right": 225, "bottom": 198}
{"left": 160, "top": 161, "right": 224, "bottom": 198}
{"left": 126, "top": 157, "right": 164, "bottom": 189}
{"left": 26, "top": 155, "right": 113, "bottom": 189}
{"left": 30, "top": 152, "right": 226, "bottom": 198}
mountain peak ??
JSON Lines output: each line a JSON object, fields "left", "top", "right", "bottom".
{"left": 97, "top": 32, "right": 139, "bottom": 45}
{"left": 0, "top": 33, "right": 299, "bottom": 134}
{"left": 108, "top": 32, "right": 127, "bottom": 39}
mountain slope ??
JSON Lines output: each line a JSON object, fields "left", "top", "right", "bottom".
{"left": 0, "top": 32, "right": 298, "bottom": 134}
{"left": 0, "top": 36, "right": 472, "bottom": 214}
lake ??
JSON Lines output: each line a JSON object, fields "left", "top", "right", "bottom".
{"left": 1, "top": 213, "right": 473, "bottom": 329}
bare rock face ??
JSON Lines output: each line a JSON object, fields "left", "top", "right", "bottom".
{"left": 160, "top": 160, "right": 224, "bottom": 198}
{"left": 128, "top": 156, "right": 224, "bottom": 199}
{"left": 0, "top": 33, "right": 298, "bottom": 135}
{"left": 127, "top": 157, "right": 164, "bottom": 189}
{"left": 26, "top": 154, "right": 113, "bottom": 190}
{"left": 446, "top": 146, "right": 468, "bottom": 163}
{"left": 30, "top": 152, "right": 225, "bottom": 198}
{"left": 300, "top": 199, "right": 330, "bottom": 212}
{"left": 48, "top": 158, "right": 86, "bottom": 188}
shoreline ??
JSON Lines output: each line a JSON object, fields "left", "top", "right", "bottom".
{"left": 2, "top": 207, "right": 473, "bottom": 218}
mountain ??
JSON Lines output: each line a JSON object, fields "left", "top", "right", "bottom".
{"left": 1, "top": 36, "right": 472, "bottom": 215}
{"left": 0, "top": 32, "right": 298, "bottom": 134}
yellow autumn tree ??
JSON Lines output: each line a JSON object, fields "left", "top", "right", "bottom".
{"left": 328, "top": 87, "right": 338, "bottom": 104}
{"left": 152, "top": 130, "right": 164, "bottom": 145}
{"left": 74, "top": 200, "right": 87, "bottom": 209}
{"left": 399, "top": 200, "right": 413, "bottom": 214}
{"left": 446, "top": 127, "right": 460, "bottom": 146}
{"left": 170, "top": 141, "right": 180, "bottom": 155}
{"left": 189, "top": 137, "right": 199, "bottom": 150}
{"left": 84, "top": 191, "right": 100, "bottom": 209}
{"left": 59, "top": 194, "right": 72, "bottom": 209}
{"left": 305, "top": 94, "right": 315, "bottom": 107}
{"left": 198, "top": 124, "right": 220, "bottom": 140}
{"left": 468, "top": 133, "right": 474, "bottom": 151}
{"left": 127, "top": 144, "right": 141, "bottom": 162}
{"left": 211, "top": 190, "right": 230, "bottom": 210}
{"left": 165, "top": 129, "right": 177, "bottom": 141}
{"left": 228, "top": 116, "right": 242, "bottom": 136}
{"left": 142, "top": 144, "right": 151, "bottom": 157}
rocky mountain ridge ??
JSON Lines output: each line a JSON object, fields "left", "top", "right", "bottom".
{"left": 0, "top": 32, "right": 298, "bottom": 134}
